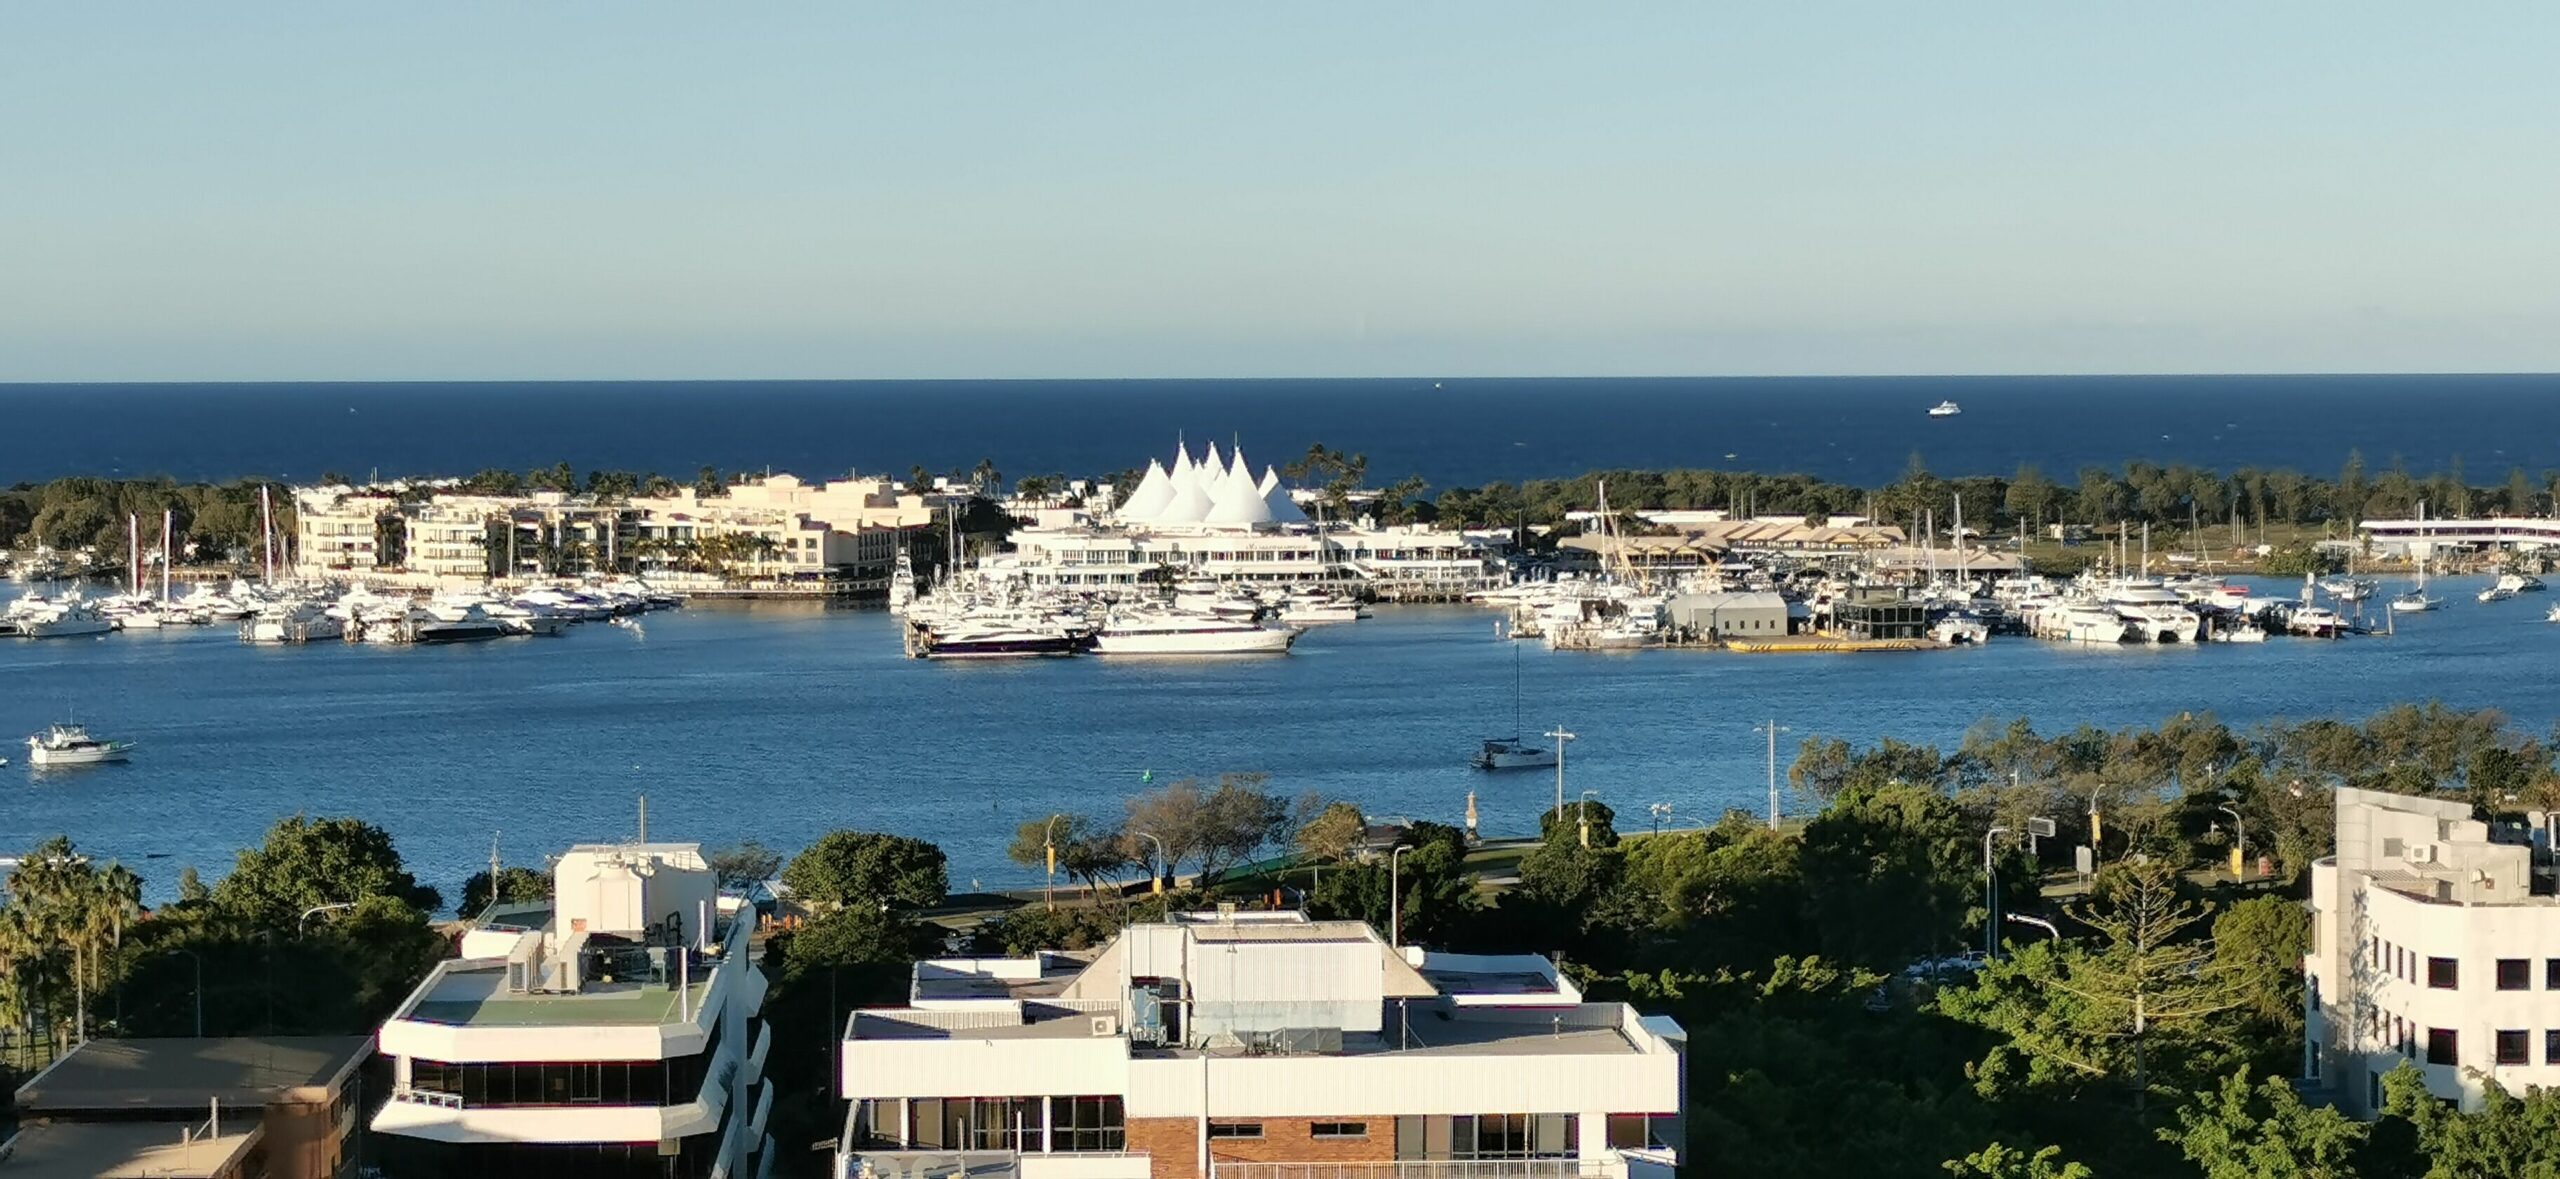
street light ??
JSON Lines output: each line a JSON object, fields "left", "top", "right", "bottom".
{"left": 2217, "top": 805, "right": 2247, "bottom": 881}
{"left": 298, "top": 902, "right": 358, "bottom": 935}
{"left": 1544, "top": 726, "right": 1578, "bottom": 821}
{"left": 1389, "top": 845, "right": 1415, "bottom": 946}
{"left": 1982, "top": 826, "right": 2010, "bottom": 960}
{"left": 2004, "top": 913, "right": 2062, "bottom": 944}
{"left": 1754, "top": 718, "right": 1791, "bottom": 830}
{"left": 1043, "top": 815, "right": 1063, "bottom": 911}
{"left": 1134, "top": 832, "right": 1168, "bottom": 896}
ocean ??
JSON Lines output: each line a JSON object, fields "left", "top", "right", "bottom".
{"left": 4, "top": 374, "right": 2559, "bottom": 488}
{"left": 5, "top": 582, "right": 2557, "bottom": 906}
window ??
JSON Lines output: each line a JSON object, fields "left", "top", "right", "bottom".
{"left": 1606, "top": 1115, "right": 1664, "bottom": 1150}
{"left": 1053, "top": 1096, "right": 1125, "bottom": 1153}
{"left": 2498, "top": 1030, "right": 2531, "bottom": 1066}
{"left": 2546, "top": 958, "right": 2560, "bottom": 990}
{"left": 2500, "top": 959, "right": 2530, "bottom": 990}
{"left": 1311, "top": 1123, "right": 1369, "bottom": 1140}
{"left": 2547, "top": 1031, "right": 2560, "bottom": 1066}
{"left": 2429, "top": 957, "right": 2459, "bottom": 990}
{"left": 1395, "top": 1115, "right": 1578, "bottom": 1161}
{"left": 911, "top": 1098, "right": 1044, "bottom": 1152}
{"left": 2428, "top": 1028, "right": 2459, "bottom": 1066}
{"left": 1208, "top": 1123, "right": 1264, "bottom": 1141}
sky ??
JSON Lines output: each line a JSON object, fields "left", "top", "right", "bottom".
{"left": 2, "top": 4, "right": 2556, "bottom": 382}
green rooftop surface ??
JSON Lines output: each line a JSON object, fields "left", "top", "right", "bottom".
{"left": 406, "top": 967, "right": 713, "bottom": 1027}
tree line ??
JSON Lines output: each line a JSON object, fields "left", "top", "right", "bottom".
{"left": 1, "top": 478, "right": 293, "bottom": 561}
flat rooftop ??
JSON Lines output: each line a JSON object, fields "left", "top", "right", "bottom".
{"left": 855, "top": 1008, "right": 1639, "bottom": 1058}
{"left": 911, "top": 954, "right": 1092, "bottom": 1004}
{"left": 403, "top": 963, "right": 713, "bottom": 1028}
{"left": 1420, "top": 967, "right": 1564, "bottom": 997}
{"left": 14, "top": 1036, "right": 368, "bottom": 1111}
{"left": 0, "top": 1121, "right": 261, "bottom": 1179}
{"left": 1186, "top": 920, "right": 1380, "bottom": 944}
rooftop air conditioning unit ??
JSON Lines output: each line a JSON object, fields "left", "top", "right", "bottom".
{"left": 2408, "top": 844, "right": 2437, "bottom": 865}
{"left": 1090, "top": 1015, "right": 1120, "bottom": 1037}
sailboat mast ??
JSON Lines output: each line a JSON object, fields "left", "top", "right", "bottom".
{"left": 259, "top": 485, "right": 276, "bottom": 583}
{"left": 127, "top": 513, "right": 140, "bottom": 594}
{"left": 160, "top": 509, "right": 173, "bottom": 602}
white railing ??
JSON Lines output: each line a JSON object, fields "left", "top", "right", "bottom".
{"left": 389, "top": 1086, "right": 463, "bottom": 1109}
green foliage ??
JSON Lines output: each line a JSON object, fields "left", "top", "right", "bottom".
{"left": 1942, "top": 1143, "right": 2092, "bottom": 1179}
{"left": 707, "top": 841, "right": 785, "bottom": 890}
{"left": 1308, "top": 831, "right": 1475, "bottom": 946}
{"left": 2212, "top": 896, "right": 2310, "bottom": 1058}
{"left": 782, "top": 830, "right": 949, "bottom": 911}
{"left": 1294, "top": 801, "right": 1367, "bottom": 863}
{"left": 210, "top": 816, "right": 440, "bottom": 930}
{"left": 457, "top": 866, "right": 552, "bottom": 920}
{"left": 1797, "top": 782, "right": 1978, "bottom": 968}
{"left": 1007, "top": 814, "right": 1132, "bottom": 891}
{"left": 2162, "top": 1067, "right": 2366, "bottom": 1179}
{"left": 1119, "top": 773, "right": 1293, "bottom": 878}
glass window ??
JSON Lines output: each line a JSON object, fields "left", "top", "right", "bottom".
{"left": 2429, "top": 957, "right": 2459, "bottom": 990}
{"left": 1606, "top": 1115, "right": 1658, "bottom": 1150}
{"left": 2499, "top": 960, "right": 2530, "bottom": 991}
{"left": 2498, "top": 1030, "right": 2530, "bottom": 1066}
{"left": 2546, "top": 1031, "right": 2560, "bottom": 1066}
{"left": 2428, "top": 1028, "right": 2459, "bottom": 1066}
{"left": 1051, "top": 1096, "right": 1123, "bottom": 1153}
{"left": 1310, "top": 1123, "right": 1368, "bottom": 1140}
{"left": 1208, "top": 1123, "right": 1263, "bottom": 1140}
{"left": 2546, "top": 959, "right": 2560, "bottom": 991}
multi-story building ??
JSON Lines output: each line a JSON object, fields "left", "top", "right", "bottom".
{"left": 370, "top": 843, "right": 772, "bottom": 1179}
{"left": 6, "top": 1035, "right": 371, "bottom": 1179}
{"left": 2305, "top": 786, "right": 2560, "bottom": 1115}
{"left": 835, "top": 910, "right": 1683, "bottom": 1179}
{"left": 995, "top": 526, "right": 1503, "bottom": 595}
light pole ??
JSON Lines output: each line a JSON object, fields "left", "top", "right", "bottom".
{"left": 1389, "top": 845, "right": 1414, "bottom": 946}
{"left": 1982, "top": 826, "right": 2010, "bottom": 959}
{"left": 2217, "top": 804, "right": 2247, "bottom": 881}
{"left": 1755, "top": 719, "right": 1790, "bottom": 830}
{"left": 1044, "top": 815, "right": 1063, "bottom": 911}
{"left": 298, "top": 902, "right": 357, "bottom": 935}
{"left": 1134, "top": 832, "right": 1167, "bottom": 896}
{"left": 1578, "top": 790, "right": 1601, "bottom": 849}
{"left": 1544, "top": 726, "right": 1578, "bottom": 821}
{"left": 172, "top": 947, "right": 204, "bottom": 1037}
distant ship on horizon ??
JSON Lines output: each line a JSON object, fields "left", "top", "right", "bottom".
{"left": 1929, "top": 399, "right": 1962, "bottom": 417}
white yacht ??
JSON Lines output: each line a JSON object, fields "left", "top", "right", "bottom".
{"left": 2479, "top": 584, "right": 2517, "bottom": 604}
{"left": 1930, "top": 613, "right": 1991, "bottom": 645}
{"left": 242, "top": 601, "right": 346, "bottom": 644}
{"left": 2546, "top": 603, "right": 2560, "bottom": 624}
{"left": 2288, "top": 605, "right": 2348, "bottom": 638}
{"left": 1471, "top": 737, "right": 1557, "bottom": 771}
{"left": 26, "top": 723, "right": 134, "bottom": 767}
{"left": 1928, "top": 400, "right": 1962, "bottom": 417}
{"left": 1275, "top": 592, "right": 1368, "bottom": 624}
{"left": 2028, "top": 600, "right": 2130, "bottom": 644}
{"left": 2100, "top": 579, "right": 2202, "bottom": 643}
{"left": 2211, "top": 618, "right": 2269, "bottom": 643}
{"left": 2495, "top": 573, "right": 2544, "bottom": 595}
{"left": 2318, "top": 576, "right": 2378, "bottom": 602}
{"left": 2391, "top": 564, "right": 2442, "bottom": 613}
{"left": 1091, "top": 610, "right": 1297, "bottom": 655}
{"left": 15, "top": 598, "right": 114, "bottom": 639}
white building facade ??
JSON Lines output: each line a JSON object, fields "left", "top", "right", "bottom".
{"left": 837, "top": 912, "right": 1682, "bottom": 1179}
{"left": 2306, "top": 787, "right": 2560, "bottom": 1115}
{"left": 371, "top": 843, "right": 773, "bottom": 1179}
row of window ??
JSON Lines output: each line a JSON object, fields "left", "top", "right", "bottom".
{"left": 2370, "top": 936, "right": 2560, "bottom": 991}
{"left": 408, "top": 1022, "right": 721, "bottom": 1109}
{"left": 2371, "top": 1015, "right": 2560, "bottom": 1068}
{"left": 851, "top": 1096, "right": 1126, "bottom": 1154}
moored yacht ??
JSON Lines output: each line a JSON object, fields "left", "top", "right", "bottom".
{"left": 1091, "top": 610, "right": 1297, "bottom": 655}
{"left": 14, "top": 598, "right": 114, "bottom": 639}
{"left": 26, "top": 723, "right": 134, "bottom": 767}
{"left": 1471, "top": 736, "right": 1558, "bottom": 770}
{"left": 2099, "top": 579, "right": 2202, "bottom": 643}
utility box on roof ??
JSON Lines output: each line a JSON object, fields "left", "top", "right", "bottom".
{"left": 553, "top": 843, "right": 715, "bottom": 944}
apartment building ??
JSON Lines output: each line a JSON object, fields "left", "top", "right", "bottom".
{"left": 5, "top": 1035, "right": 371, "bottom": 1179}
{"left": 370, "top": 843, "right": 772, "bottom": 1179}
{"left": 836, "top": 910, "right": 1682, "bottom": 1179}
{"left": 2305, "top": 786, "right": 2560, "bottom": 1115}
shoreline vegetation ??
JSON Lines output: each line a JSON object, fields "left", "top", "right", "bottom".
{"left": 11, "top": 703, "right": 2560, "bottom": 1175}
{"left": 4, "top": 447, "right": 2549, "bottom": 580}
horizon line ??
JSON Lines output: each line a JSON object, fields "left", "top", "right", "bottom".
{"left": 1, "top": 369, "right": 2556, "bottom": 389}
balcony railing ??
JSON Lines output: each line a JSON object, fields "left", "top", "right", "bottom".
{"left": 1213, "top": 1161, "right": 1617, "bottom": 1179}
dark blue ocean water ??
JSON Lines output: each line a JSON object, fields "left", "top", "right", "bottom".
{"left": 6, "top": 581, "right": 2557, "bottom": 906}
{"left": 4, "top": 374, "right": 2557, "bottom": 488}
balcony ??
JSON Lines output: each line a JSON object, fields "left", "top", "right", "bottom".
{"left": 839, "top": 1151, "right": 1152, "bottom": 1179}
{"left": 1212, "top": 1161, "right": 1627, "bottom": 1179}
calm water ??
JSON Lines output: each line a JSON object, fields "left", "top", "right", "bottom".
{"left": 5, "top": 578, "right": 2555, "bottom": 905}
{"left": 3, "top": 374, "right": 2557, "bottom": 487}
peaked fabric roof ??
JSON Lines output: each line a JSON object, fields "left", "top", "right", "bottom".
{"left": 1119, "top": 459, "right": 1174, "bottom": 521}
{"left": 1263, "top": 467, "right": 1310, "bottom": 523}
{"left": 1157, "top": 444, "right": 1216, "bottom": 524}
{"left": 1204, "top": 446, "right": 1275, "bottom": 525}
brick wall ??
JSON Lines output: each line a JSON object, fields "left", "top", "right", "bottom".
{"left": 1129, "top": 1116, "right": 1398, "bottom": 1179}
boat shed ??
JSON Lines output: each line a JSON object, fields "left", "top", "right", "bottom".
{"left": 1668, "top": 590, "right": 1791, "bottom": 638}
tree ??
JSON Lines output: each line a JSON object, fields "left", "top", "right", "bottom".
{"left": 1007, "top": 815, "right": 1130, "bottom": 893}
{"left": 457, "top": 867, "right": 552, "bottom": 919}
{"left": 1121, "top": 773, "right": 1292, "bottom": 879}
{"left": 211, "top": 816, "right": 439, "bottom": 930}
{"left": 1295, "top": 802, "right": 1367, "bottom": 863}
{"left": 782, "top": 831, "right": 948, "bottom": 911}
{"left": 2212, "top": 895, "right": 2311, "bottom": 1054}
{"left": 1796, "top": 782, "right": 1977, "bottom": 968}
{"left": 708, "top": 841, "right": 785, "bottom": 890}
{"left": 1942, "top": 1143, "right": 2092, "bottom": 1179}
{"left": 695, "top": 466, "right": 727, "bottom": 499}
{"left": 2162, "top": 1067, "right": 2366, "bottom": 1179}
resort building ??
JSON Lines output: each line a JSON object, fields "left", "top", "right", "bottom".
{"left": 2360, "top": 516, "right": 2560, "bottom": 558}
{"left": 2305, "top": 787, "right": 2560, "bottom": 1115}
{"left": 835, "top": 910, "right": 1683, "bottom": 1179}
{"left": 369, "top": 843, "right": 771, "bottom": 1179}
{"left": 5, "top": 1035, "right": 371, "bottom": 1179}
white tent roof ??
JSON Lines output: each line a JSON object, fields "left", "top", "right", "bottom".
{"left": 1119, "top": 459, "right": 1174, "bottom": 521}
{"left": 1263, "top": 468, "right": 1309, "bottom": 524}
{"left": 1204, "top": 446, "right": 1275, "bottom": 525}
{"left": 1157, "top": 445, "right": 1215, "bottom": 524}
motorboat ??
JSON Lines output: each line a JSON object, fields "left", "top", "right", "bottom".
{"left": 242, "top": 602, "right": 346, "bottom": 644}
{"left": 1091, "top": 610, "right": 1297, "bottom": 655}
{"left": 916, "top": 620, "right": 1083, "bottom": 659}
{"left": 2211, "top": 618, "right": 2269, "bottom": 643}
{"left": 2318, "top": 576, "right": 2378, "bottom": 602}
{"left": 2479, "top": 585, "right": 2516, "bottom": 604}
{"left": 14, "top": 598, "right": 114, "bottom": 639}
{"left": 1472, "top": 737, "right": 1557, "bottom": 771}
{"left": 2496, "top": 573, "right": 2545, "bottom": 595}
{"left": 2287, "top": 606, "right": 2348, "bottom": 638}
{"left": 26, "top": 723, "right": 134, "bottom": 767}
{"left": 1927, "top": 400, "right": 1962, "bottom": 417}
{"left": 501, "top": 612, "right": 574, "bottom": 637}
{"left": 2546, "top": 603, "right": 2560, "bottom": 624}
{"left": 2028, "top": 601, "right": 2129, "bottom": 644}
{"left": 1930, "top": 613, "right": 1991, "bottom": 645}
{"left": 412, "top": 609, "right": 510, "bottom": 643}
{"left": 1276, "top": 593, "right": 1368, "bottom": 625}
{"left": 2100, "top": 579, "right": 2202, "bottom": 643}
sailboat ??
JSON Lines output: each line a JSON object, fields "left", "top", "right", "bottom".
{"left": 2391, "top": 557, "right": 2442, "bottom": 613}
{"left": 1471, "top": 644, "right": 1557, "bottom": 770}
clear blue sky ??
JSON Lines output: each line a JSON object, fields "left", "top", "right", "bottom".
{"left": 3, "top": 4, "right": 2555, "bottom": 381}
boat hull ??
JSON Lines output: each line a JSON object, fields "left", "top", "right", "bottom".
{"left": 1093, "top": 627, "right": 1297, "bottom": 655}
{"left": 28, "top": 745, "right": 129, "bottom": 767}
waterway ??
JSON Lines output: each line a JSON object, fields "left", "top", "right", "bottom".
{"left": 4, "top": 576, "right": 2553, "bottom": 904}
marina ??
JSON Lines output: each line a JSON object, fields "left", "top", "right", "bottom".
{"left": 9, "top": 572, "right": 2560, "bottom": 906}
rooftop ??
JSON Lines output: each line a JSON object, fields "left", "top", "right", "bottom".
{"left": 13, "top": 1037, "right": 368, "bottom": 1112}
{"left": 402, "top": 963, "right": 714, "bottom": 1028}
{"left": 0, "top": 1121, "right": 261, "bottom": 1179}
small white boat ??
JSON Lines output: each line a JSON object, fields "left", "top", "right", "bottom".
{"left": 1930, "top": 614, "right": 1990, "bottom": 645}
{"left": 2545, "top": 604, "right": 2560, "bottom": 624}
{"left": 26, "top": 723, "right": 134, "bottom": 767}
{"left": 2496, "top": 573, "right": 2544, "bottom": 595}
{"left": 1927, "top": 400, "right": 1962, "bottom": 417}
{"left": 2479, "top": 585, "right": 2516, "bottom": 604}
{"left": 1091, "top": 610, "right": 1296, "bottom": 655}
{"left": 1471, "top": 736, "right": 1558, "bottom": 771}
{"left": 2211, "top": 619, "right": 2269, "bottom": 643}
